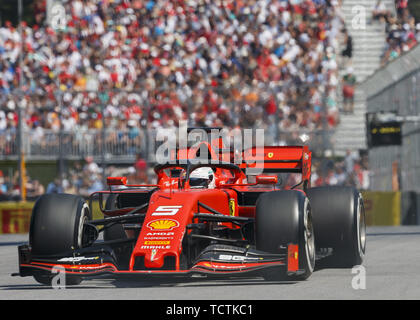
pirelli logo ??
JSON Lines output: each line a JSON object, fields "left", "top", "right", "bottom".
{"left": 144, "top": 241, "right": 171, "bottom": 245}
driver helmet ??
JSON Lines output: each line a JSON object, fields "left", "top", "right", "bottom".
{"left": 189, "top": 167, "right": 215, "bottom": 188}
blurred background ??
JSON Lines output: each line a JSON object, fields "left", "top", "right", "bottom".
{"left": 0, "top": 0, "right": 419, "bottom": 228}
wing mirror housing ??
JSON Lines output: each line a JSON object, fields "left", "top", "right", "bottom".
{"left": 255, "top": 175, "right": 278, "bottom": 185}
{"left": 106, "top": 177, "right": 127, "bottom": 186}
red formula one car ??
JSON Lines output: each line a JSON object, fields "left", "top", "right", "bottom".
{"left": 15, "top": 130, "right": 366, "bottom": 285}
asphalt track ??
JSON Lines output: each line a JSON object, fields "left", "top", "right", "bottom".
{"left": 0, "top": 226, "right": 419, "bottom": 300}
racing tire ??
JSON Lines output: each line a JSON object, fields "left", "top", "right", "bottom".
{"left": 29, "top": 193, "right": 91, "bottom": 285}
{"left": 306, "top": 186, "right": 366, "bottom": 267}
{"left": 255, "top": 190, "right": 315, "bottom": 281}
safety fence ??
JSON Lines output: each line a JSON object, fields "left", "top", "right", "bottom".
{"left": 0, "top": 128, "right": 335, "bottom": 162}
{"left": 1, "top": 191, "right": 419, "bottom": 234}
{"left": 0, "top": 80, "right": 341, "bottom": 163}
{"left": 0, "top": 128, "right": 146, "bottom": 161}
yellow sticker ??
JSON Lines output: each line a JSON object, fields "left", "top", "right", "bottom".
{"left": 268, "top": 152, "right": 274, "bottom": 158}
{"left": 144, "top": 241, "right": 170, "bottom": 245}
{"left": 229, "top": 199, "right": 235, "bottom": 216}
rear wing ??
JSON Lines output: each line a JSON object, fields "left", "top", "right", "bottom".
{"left": 168, "top": 141, "right": 311, "bottom": 187}
{"left": 240, "top": 145, "right": 311, "bottom": 181}
{"left": 170, "top": 144, "right": 311, "bottom": 175}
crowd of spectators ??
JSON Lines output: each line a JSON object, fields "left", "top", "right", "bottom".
{"left": 0, "top": 0, "right": 345, "bottom": 147}
{"left": 0, "top": 157, "right": 105, "bottom": 201}
{"left": 377, "top": 0, "right": 420, "bottom": 66}
{"left": 286, "top": 149, "right": 370, "bottom": 190}
{"left": 0, "top": 153, "right": 153, "bottom": 201}
{"left": 0, "top": 0, "right": 378, "bottom": 199}
{"left": 0, "top": 170, "right": 45, "bottom": 201}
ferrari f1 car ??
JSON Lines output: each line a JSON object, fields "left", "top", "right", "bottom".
{"left": 15, "top": 129, "right": 366, "bottom": 285}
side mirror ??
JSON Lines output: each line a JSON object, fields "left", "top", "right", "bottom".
{"left": 255, "top": 175, "right": 278, "bottom": 185}
{"left": 106, "top": 177, "right": 127, "bottom": 186}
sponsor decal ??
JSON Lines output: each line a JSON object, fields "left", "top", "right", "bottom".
{"left": 146, "top": 232, "right": 174, "bottom": 236}
{"left": 147, "top": 219, "right": 179, "bottom": 231}
{"left": 73, "top": 265, "right": 111, "bottom": 270}
{"left": 267, "top": 152, "right": 274, "bottom": 158}
{"left": 141, "top": 245, "right": 171, "bottom": 249}
{"left": 144, "top": 241, "right": 171, "bottom": 245}
{"left": 151, "top": 205, "right": 182, "bottom": 216}
{"left": 57, "top": 256, "right": 100, "bottom": 263}
{"left": 0, "top": 207, "right": 32, "bottom": 234}
{"left": 218, "top": 255, "right": 260, "bottom": 261}
{"left": 144, "top": 236, "right": 173, "bottom": 240}
{"left": 163, "top": 180, "right": 179, "bottom": 187}
{"left": 144, "top": 231, "right": 175, "bottom": 241}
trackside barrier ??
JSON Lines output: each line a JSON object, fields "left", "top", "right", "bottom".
{"left": 0, "top": 192, "right": 416, "bottom": 233}
{"left": 361, "top": 191, "right": 401, "bottom": 226}
{"left": 0, "top": 202, "right": 33, "bottom": 234}
{"left": 400, "top": 192, "right": 420, "bottom": 225}
{"left": 0, "top": 201, "right": 103, "bottom": 234}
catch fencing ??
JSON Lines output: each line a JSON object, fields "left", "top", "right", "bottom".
{"left": 0, "top": 127, "right": 334, "bottom": 163}
{"left": 0, "top": 83, "right": 338, "bottom": 164}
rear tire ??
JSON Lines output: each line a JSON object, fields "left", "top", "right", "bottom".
{"left": 29, "top": 194, "right": 91, "bottom": 285}
{"left": 307, "top": 187, "right": 366, "bottom": 267}
{"left": 255, "top": 191, "right": 315, "bottom": 280}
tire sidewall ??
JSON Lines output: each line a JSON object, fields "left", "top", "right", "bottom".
{"left": 75, "top": 202, "right": 91, "bottom": 248}
{"left": 351, "top": 193, "right": 366, "bottom": 264}
{"left": 299, "top": 198, "right": 315, "bottom": 276}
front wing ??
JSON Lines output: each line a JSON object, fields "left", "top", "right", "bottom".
{"left": 15, "top": 243, "right": 304, "bottom": 279}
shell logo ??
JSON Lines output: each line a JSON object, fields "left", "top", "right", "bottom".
{"left": 268, "top": 152, "right": 274, "bottom": 158}
{"left": 146, "top": 219, "right": 179, "bottom": 231}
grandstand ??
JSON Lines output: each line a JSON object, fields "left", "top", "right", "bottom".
{"left": 333, "top": 0, "right": 396, "bottom": 153}
{"left": 0, "top": 0, "right": 419, "bottom": 199}
{"left": 1, "top": 0, "right": 343, "bottom": 150}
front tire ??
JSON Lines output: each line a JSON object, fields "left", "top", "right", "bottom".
{"left": 29, "top": 194, "right": 91, "bottom": 285}
{"left": 255, "top": 190, "right": 315, "bottom": 280}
